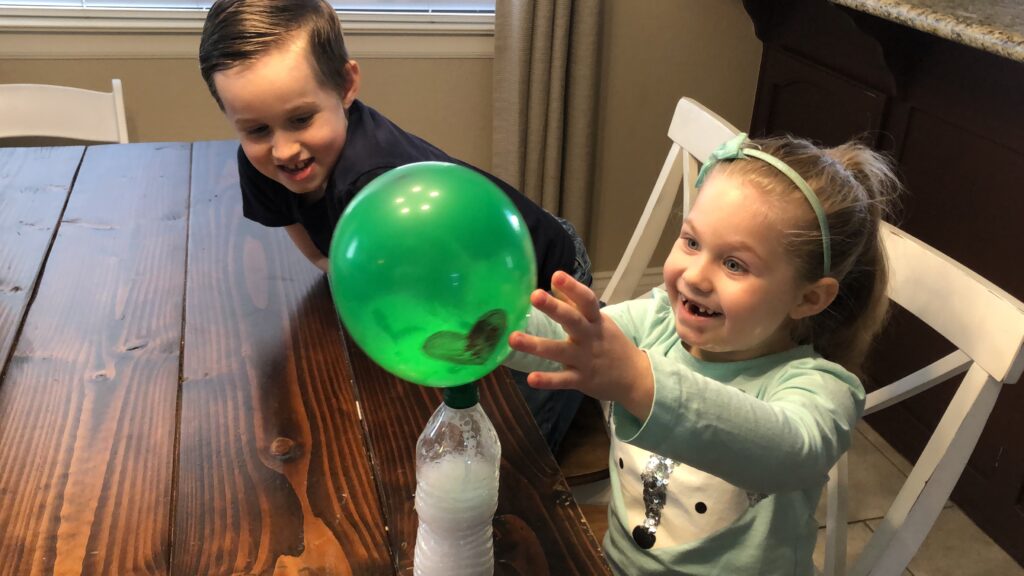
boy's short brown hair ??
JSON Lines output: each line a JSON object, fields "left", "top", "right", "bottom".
{"left": 199, "top": 0, "right": 351, "bottom": 109}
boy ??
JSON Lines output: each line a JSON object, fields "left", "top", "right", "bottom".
{"left": 198, "top": 0, "right": 590, "bottom": 452}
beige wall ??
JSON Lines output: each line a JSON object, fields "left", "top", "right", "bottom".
{"left": 589, "top": 0, "right": 762, "bottom": 270}
{"left": 0, "top": 0, "right": 761, "bottom": 274}
{"left": 0, "top": 58, "right": 494, "bottom": 169}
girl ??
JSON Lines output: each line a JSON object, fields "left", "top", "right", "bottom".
{"left": 506, "top": 133, "right": 901, "bottom": 575}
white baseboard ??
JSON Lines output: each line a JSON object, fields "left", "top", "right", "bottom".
{"left": 591, "top": 266, "right": 663, "bottom": 300}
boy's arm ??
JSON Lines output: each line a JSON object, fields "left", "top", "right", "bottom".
{"left": 285, "top": 224, "right": 328, "bottom": 272}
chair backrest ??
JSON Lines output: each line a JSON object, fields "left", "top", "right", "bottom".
{"left": 823, "top": 223, "right": 1024, "bottom": 576}
{"left": 600, "top": 97, "right": 739, "bottom": 305}
{"left": 0, "top": 79, "right": 128, "bottom": 144}
{"left": 604, "top": 97, "right": 1024, "bottom": 576}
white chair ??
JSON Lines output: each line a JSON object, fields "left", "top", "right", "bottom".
{"left": 0, "top": 79, "right": 128, "bottom": 144}
{"left": 603, "top": 97, "right": 1024, "bottom": 576}
{"left": 600, "top": 97, "right": 739, "bottom": 305}
{"left": 822, "top": 223, "right": 1024, "bottom": 576}
{"left": 562, "top": 97, "right": 740, "bottom": 486}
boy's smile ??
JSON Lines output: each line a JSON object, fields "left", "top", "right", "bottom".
{"left": 280, "top": 157, "right": 315, "bottom": 179}
{"left": 212, "top": 33, "right": 359, "bottom": 198}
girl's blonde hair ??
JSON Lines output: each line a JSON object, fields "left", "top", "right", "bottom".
{"left": 714, "top": 136, "right": 902, "bottom": 376}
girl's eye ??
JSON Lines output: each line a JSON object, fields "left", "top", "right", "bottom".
{"left": 684, "top": 237, "right": 699, "bottom": 251}
{"left": 292, "top": 114, "right": 314, "bottom": 127}
{"left": 246, "top": 125, "right": 269, "bottom": 137}
{"left": 724, "top": 258, "right": 746, "bottom": 273}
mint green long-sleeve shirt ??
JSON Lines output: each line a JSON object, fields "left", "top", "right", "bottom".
{"left": 505, "top": 289, "right": 865, "bottom": 575}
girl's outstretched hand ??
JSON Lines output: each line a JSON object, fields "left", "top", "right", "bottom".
{"left": 508, "top": 271, "right": 654, "bottom": 420}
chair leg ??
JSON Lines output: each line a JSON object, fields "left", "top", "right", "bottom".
{"left": 849, "top": 365, "right": 1002, "bottom": 576}
{"left": 824, "top": 453, "right": 849, "bottom": 576}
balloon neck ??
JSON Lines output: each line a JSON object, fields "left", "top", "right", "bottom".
{"left": 442, "top": 383, "right": 480, "bottom": 409}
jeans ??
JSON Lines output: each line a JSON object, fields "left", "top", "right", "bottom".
{"left": 509, "top": 367, "right": 584, "bottom": 455}
{"left": 512, "top": 215, "right": 592, "bottom": 455}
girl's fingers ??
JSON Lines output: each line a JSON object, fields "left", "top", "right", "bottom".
{"left": 551, "top": 271, "right": 601, "bottom": 322}
{"left": 527, "top": 369, "right": 582, "bottom": 391}
{"left": 529, "top": 290, "right": 590, "bottom": 335}
{"left": 507, "top": 330, "right": 538, "bottom": 354}
{"left": 550, "top": 279, "right": 569, "bottom": 304}
{"left": 508, "top": 331, "right": 576, "bottom": 366}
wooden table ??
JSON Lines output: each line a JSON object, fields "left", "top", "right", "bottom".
{"left": 0, "top": 142, "right": 610, "bottom": 575}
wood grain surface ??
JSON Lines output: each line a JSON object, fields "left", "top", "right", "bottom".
{"left": 0, "top": 143, "right": 190, "bottom": 574}
{"left": 0, "top": 142, "right": 607, "bottom": 576}
{"left": 173, "top": 140, "right": 392, "bottom": 575}
{"left": 0, "top": 146, "right": 83, "bottom": 373}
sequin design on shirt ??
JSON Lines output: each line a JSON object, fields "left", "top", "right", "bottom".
{"left": 632, "top": 454, "right": 678, "bottom": 549}
{"left": 610, "top": 403, "right": 759, "bottom": 550}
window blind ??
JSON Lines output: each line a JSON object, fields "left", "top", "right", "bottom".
{"left": 0, "top": 1, "right": 494, "bottom": 11}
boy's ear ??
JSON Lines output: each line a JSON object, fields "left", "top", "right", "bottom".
{"left": 342, "top": 60, "right": 361, "bottom": 108}
{"left": 789, "top": 277, "right": 839, "bottom": 320}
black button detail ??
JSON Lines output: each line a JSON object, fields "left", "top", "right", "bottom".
{"left": 619, "top": 458, "right": 624, "bottom": 469}
{"left": 632, "top": 526, "right": 656, "bottom": 549}
{"left": 695, "top": 502, "right": 707, "bottom": 514}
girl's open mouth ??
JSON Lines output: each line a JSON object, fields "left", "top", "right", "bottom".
{"left": 682, "top": 298, "right": 722, "bottom": 318}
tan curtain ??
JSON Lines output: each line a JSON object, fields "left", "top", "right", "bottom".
{"left": 492, "top": 0, "right": 602, "bottom": 240}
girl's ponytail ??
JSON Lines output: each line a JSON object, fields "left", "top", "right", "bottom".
{"left": 715, "top": 137, "right": 902, "bottom": 376}
{"left": 813, "top": 143, "right": 901, "bottom": 375}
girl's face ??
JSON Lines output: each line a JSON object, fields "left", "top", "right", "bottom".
{"left": 214, "top": 35, "right": 359, "bottom": 200}
{"left": 663, "top": 171, "right": 816, "bottom": 362}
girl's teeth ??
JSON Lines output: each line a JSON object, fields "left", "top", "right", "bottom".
{"left": 682, "top": 298, "right": 718, "bottom": 317}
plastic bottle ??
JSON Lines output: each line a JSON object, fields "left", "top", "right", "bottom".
{"left": 413, "top": 382, "right": 501, "bottom": 576}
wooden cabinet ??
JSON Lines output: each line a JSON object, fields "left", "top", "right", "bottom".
{"left": 743, "top": 0, "right": 1024, "bottom": 564}
{"left": 753, "top": 47, "right": 888, "bottom": 147}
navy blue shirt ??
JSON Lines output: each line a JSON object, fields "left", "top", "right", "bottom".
{"left": 238, "top": 99, "right": 575, "bottom": 291}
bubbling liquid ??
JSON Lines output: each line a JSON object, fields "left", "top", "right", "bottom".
{"left": 413, "top": 453, "right": 499, "bottom": 575}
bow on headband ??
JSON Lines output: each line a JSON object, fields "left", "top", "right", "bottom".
{"left": 694, "top": 132, "right": 749, "bottom": 189}
{"left": 694, "top": 133, "right": 832, "bottom": 275}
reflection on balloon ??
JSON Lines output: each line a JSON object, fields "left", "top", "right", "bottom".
{"left": 328, "top": 161, "right": 536, "bottom": 387}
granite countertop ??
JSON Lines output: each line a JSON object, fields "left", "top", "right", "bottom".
{"left": 832, "top": 0, "right": 1024, "bottom": 63}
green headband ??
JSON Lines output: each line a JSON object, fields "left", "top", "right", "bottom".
{"left": 695, "top": 133, "right": 832, "bottom": 275}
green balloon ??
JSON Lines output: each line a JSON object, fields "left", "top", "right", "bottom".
{"left": 328, "top": 162, "right": 537, "bottom": 387}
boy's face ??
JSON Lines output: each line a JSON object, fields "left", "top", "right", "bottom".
{"left": 213, "top": 35, "right": 359, "bottom": 199}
